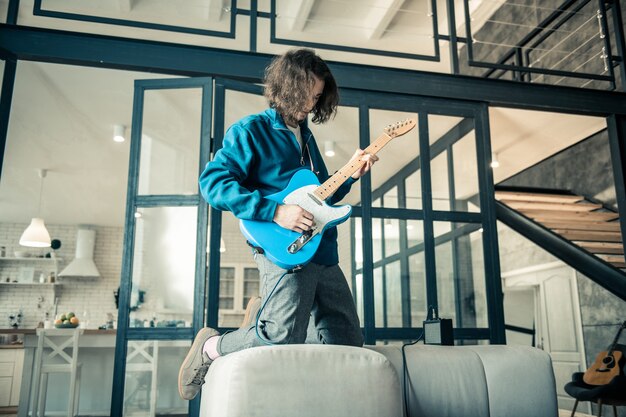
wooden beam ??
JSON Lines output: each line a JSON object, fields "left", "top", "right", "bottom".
{"left": 207, "top": 0, "right": 224, "bottom": 23}
{"left": 504, "top": 201, "right": 602, "bottom": 212}
{"left": 367, "top": 0, "right": 405, "bottom": 40}
{"left": 495, "top": 191, "right": 582, "bottom": 204}
{"left": 116, "top": 0, "right": 134, "bottom": 13}
{"left": 291, "top": 0, "right": 315, "bottom": 32}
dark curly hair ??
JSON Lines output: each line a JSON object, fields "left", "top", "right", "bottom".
{"left": 264, "top": 48, "right": 339, "bottom": 126}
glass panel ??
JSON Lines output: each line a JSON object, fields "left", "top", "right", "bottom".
{"left": 431, "top": 152, "right": 450, "bottom": 211}
{"left": 434, "top": 222, "right": 488, "bottom": 328}
{"left": 274, "top": 1, "right": 437, "bottom": 57}
{"left": 384, "top": 261, "right": 402, "bottom": 327}
{"left": 219, "top": 267, "right": 235, "bottom": 310}
{"left": 129, "top": 206, "right": 197, "bottom": 328}
{"left": 314, "top": 105, "right": 361, "bottom": 205}
{"left": 243, "top": 267, "right": 260, "bottom": 309}
{"left": 373, "top": 266, "right": 384, "bottom": 327}
{"left": 224, "top": 89, "right": 267, "bottom": 128}
{"left": 383, "top": 218, "right": 400, "bottom": 257}
{"left": 408, "top": 250, "right": 427, "bottom": 325}
{"left": 369, "top": 109, "right": 419, "bottom": 209}
{"left": 452, "top": 129, "right": 480, "bottom": 212}
{"left": 138, "top": 87, "right": 202, "bottom": 195}
{"left": 123, "top": 339, "right": 190, "bottom": 416}
{"left": 405, "top": 169, "right": 422, "bottom": 210}
{"left": 372, "top": 218, "right": 383, "bottom": 263}
{"left": 428, "top": 114, "right": 469, "bottom": 211}
{"left": 383, "top": 187, "right": 399, "bottom": 208}
{"left": 39, "top": 0, "right": 233, "bottom": 33}
{"left": 0, "top": 60, "right": 4, "bottom": 96}
{"left": 216, "top": 211, "right": 258, "bottom": 328}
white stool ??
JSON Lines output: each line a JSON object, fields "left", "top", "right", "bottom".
{"left": 30, "top": 328, "right": 83, "bottom": 417}
{"left": 124, "top": 340, "right": 159, "bottom": 417}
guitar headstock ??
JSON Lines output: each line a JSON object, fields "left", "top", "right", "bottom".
{"left": 384, "top": 118, "right": 417, "bottom": 138}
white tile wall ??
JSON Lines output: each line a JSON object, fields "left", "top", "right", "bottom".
{"left": 0, "top": 223, "right": 123, "bottom": 329}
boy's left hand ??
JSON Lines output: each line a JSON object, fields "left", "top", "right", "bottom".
{"left": 350, "top": 149, "right": 379, "bottom": 179}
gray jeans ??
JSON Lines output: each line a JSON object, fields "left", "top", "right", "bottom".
{"left": 217, "top": 253, "right": 363, "bottom": 356}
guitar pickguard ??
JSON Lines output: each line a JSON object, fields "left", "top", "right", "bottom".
{"left": 240, "top": 170, "right": 352, "bottom": 269}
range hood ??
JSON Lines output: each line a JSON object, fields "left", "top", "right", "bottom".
{"left": 59, "top": 228, "right": 101, "bottom": 278}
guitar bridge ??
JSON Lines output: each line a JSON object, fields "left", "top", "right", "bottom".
{"left": 287, "top": 229, "right": 316, "bottom": 254}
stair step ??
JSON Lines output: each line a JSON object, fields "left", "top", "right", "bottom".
{"left": 495, "top": 191, "right": 583, "bottom": 204}
{"left": 541, "top": 221, "right": 621, "bottom": 232}
{"left": 599, "top": 255, "right": 626, "bottom": 268}
{"left": 552, "top": 230, "right": 622, "bottom": 242}
{"left": 576, "top": 241, "right": 624, "bottom": 254}
{"left": 521, "top": 210, "right": 619, "bottom": 222}
{"left": 501, "top": 201, "right": 602, "bottom": 212}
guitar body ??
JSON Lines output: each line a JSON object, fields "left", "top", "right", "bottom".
{"left": 240, "top": 169, "right": 352, "bottom": 269}
{"left": 583, "top": 350, "right": 623, "bottom": 386}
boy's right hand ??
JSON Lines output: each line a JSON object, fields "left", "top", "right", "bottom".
{"left": 273, "top": 205, "right": 315, "bottom": 233}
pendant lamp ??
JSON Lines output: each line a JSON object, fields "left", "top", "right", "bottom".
{"left": 19, "top": 169, "right": 51, "bottom": 248}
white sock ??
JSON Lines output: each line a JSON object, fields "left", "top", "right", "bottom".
{"left": 202, "top": 335, "right": 221, "bottom": 360}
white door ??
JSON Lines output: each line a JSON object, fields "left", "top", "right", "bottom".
{"left": 503, "top": 261, "right": 589, "bottom": 414}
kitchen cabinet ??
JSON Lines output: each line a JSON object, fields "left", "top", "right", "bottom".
{"left": 0, "top": 348, "right": 25, "bottom": 407}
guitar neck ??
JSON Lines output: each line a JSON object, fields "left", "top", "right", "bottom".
{"left": 313, "top": 131, "right": 394, "bottom": 202}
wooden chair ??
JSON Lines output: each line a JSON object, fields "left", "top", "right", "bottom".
{"left": 30, "top": 328, "right": 84, "bottom": 417}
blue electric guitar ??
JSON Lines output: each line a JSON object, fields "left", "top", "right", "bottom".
{"left": 240, "top": 118, "right": 417, "bottom": 269}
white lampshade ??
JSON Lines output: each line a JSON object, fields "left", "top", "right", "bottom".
{"left": 19, "top": 218, "right": 51, "bottom": 248}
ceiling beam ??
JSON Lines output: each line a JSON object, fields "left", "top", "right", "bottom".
{"left": 367, "top": 0, "right": 405, "bottom": 40}
{"left": 2, "top": 24, "right": 626, "bottom": 116}
{"left": 291, "top": 0, "right": 315, "bottom": 32}
{"left": 207, "top": 0, "right": 224, "bottom": 23}
{"left": 116, "top": 0, "right": 134, "bottom": 13}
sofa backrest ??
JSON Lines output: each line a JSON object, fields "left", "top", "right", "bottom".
{"left": 368, "top": 344, "right": 559, "bottom": 417}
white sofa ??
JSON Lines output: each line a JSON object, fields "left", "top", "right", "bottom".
{"left": 200, "top": 343, "right": 558, "bottom": 417}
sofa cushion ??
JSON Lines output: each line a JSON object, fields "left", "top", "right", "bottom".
{"left": 369, "top": 344, "right": 558, "bottom": 417}
{"left": 370, "top": 345, "right": 490, "bottom": 417}
{"left": 200, "top": 344, "right": 402, "bottom": 417}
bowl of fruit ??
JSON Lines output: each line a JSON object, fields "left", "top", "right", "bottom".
{"left": 54, "top": 312, "right": 80, "bottom": 328}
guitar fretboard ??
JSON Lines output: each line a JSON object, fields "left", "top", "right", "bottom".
{"left": 313, "top": 131, "right": 395, "bottom": 202}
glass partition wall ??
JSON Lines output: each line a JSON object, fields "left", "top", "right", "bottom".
{"left": 349, "top": 95, "right": 498, "bottom": 344}
{"left": 112, "top": 77, "right": 501, "bottom": 415}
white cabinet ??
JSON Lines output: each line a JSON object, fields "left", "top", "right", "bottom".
{"left": 0, "top": 348, "right": 24, "bottom": 407}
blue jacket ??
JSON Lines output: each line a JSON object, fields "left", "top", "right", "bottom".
{"left": 199, "top": 108, "right": 356, "bottom": 265}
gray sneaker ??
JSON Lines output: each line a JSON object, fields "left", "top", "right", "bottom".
{"left": 178, "top": 327, "right": 220, "bottom": 400}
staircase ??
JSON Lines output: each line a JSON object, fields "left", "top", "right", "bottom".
{"left": 495, "top": 189, "right": 625, "bottom": 269}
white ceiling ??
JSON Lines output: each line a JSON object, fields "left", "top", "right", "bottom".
{"left": 0, "top": 0, "right": 607, "bottom": 227}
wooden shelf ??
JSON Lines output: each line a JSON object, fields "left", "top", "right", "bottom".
{"left": 0, "top": 257, "right": 62, "bottom": 262}
{"left": 0, "top": 282, "right": 61, "bottom": 286}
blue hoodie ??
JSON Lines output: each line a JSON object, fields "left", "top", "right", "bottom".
{"left": 199, "top": 108, "right": 356, "bottom": 266}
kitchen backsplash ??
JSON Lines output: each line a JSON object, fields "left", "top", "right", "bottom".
{"left": 0, "top": 223, "right": 123, "bottom": 329}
